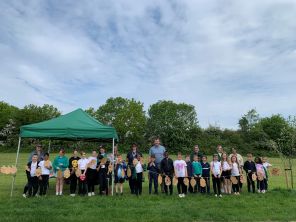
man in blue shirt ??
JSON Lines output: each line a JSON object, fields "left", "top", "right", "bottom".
{"left": 149, "top": 138, "right": 166, "bottom": 193}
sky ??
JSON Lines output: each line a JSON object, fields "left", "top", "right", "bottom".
{"left": 0, "top": 0, "right": 296, "bottom": 129}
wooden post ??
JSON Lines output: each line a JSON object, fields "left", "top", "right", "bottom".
{"left": 284, "top": 163, "right": 290, "bottom": 189}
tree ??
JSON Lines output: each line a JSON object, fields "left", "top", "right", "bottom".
{"left": 0, "top": 101, "right": 19, "bottom": 130}
{"left": 238, "top": 108, "right": 260, "bottom": 133}
{"left": 261, "top": 114, "right": 288, "bottom": 142}
{"left": 146, "top": 100, "right": 199, "bottom": 152}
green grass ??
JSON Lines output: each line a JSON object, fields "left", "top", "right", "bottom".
{"left": 0, "top": 153, "right": 295, "bottom": 221}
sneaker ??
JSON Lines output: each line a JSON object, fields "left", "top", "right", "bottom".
{"left": 88, "top": 192, "right": 92, "bottom": 196}
{"left": 35, "top": 194, "right": 39, "bottom": 197}
{"left": 109, "top": 190, "right": 112, "bottom": 194}
{"left": 73, "top": 193, "right": 75, "bottom": 197}
{"left": 92, "top": 192, "right": 95, "bottom": 196}
{"left": 59, "top": 192, "right": 62, "bottom": 196}
{"left": 221, "top": 188, "right": 225, "bottom": 193}
{"left": 70, "top": 194, "right": 74, "bottom": 197}
{"left": 179, "top": 194, "right": 182, "bottom": 198}
{"left": 257, "top": 190, "right": 260, "bottom": 193}
{"left": 182, "top": 193, "right": 185, "bottom": 197}
{"left": 116, "top": 193, "right": 118, "bottom": 196}
{"left": 215, "top": 194, "right": 217, "bottom": 197}
{"left": 121, "top": 193, "right": 123, "bottom": 196}
{"left": 22, "top": 194, "right": 26, "bottom": 198}
{"left": 219, "top": 194, "right": 222, "bottom": 197}
{"left": 262, "top": 190, "right": 265, "bottom": 194}
{"left": 56, "top": 192, "right": 59, "bottom": 196}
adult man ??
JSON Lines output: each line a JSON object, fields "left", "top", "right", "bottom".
{"left": 149, "top": 138, "right": 166, "bottom": 193}
{"left": 190, "top": 145, "right": 203, "bottom": 162}
{"left": 23, "top": 143, "right": 45, "bottom": 198}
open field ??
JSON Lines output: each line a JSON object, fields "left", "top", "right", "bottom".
{"left": 0, "top": 153, "right": 296, "bottom": 221}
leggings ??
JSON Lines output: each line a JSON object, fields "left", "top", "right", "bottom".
{"left": 99, "top": 171, "right": 108, "bottom": 195}
{"left": 212, "top": 175, "right": 221, "bottom": 195}
{"left": 88, "top": 169, "right": 96, "bottom": 193}
{"left": 232, "top": 176, "right": 240, "bottom": 192}
{"left": 134, "top": 172, "right": 143, "bottom": 195}
{"left": 70, "top": 174, "right": 78, "bottom": 194}
{"left": 177, "top": 177, "right": 186, "bottom": 194}
{"left": 79, "top": 170, "right": 87, "bottom": 195}
{"left": 257, "top": 179, "right": 265, "bottom": 191}
{"left": 263, "top": 179, "right": 268, "bottom": 190}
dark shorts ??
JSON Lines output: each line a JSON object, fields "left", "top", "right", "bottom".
{"left": 222, "top": 170, "right": 231, "bottom": 179}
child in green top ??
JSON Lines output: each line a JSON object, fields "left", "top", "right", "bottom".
{"left": 192, "top": 154, "right": 202, "bottom": 193}
{"left": 53, "top": 149, "right": 69, "bottom": 195}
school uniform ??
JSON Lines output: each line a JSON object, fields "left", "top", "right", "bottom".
{"left": 173, "top": 160, "right": 187, "bottom": 195}
{"left": 211, "top": 161, "right": 221, "bottom": 195}
{"left": 88, "top": 156, "right": 97, "bottom": 193}
{"left": 231, "top": 163, "right": 240, "bottom": 193}
{"left": 114, "top": 162, "right": 127, "bottom": 184}
{"left": 78, "top": 158, "right": 89, "bottom": 195}
{"left": 186, "top": 161, "right": 194, "bottom": 194}
{"left": 26, "top": 161, "right": 40, "bottom": 197}
{"left": 263, "top": 162, "right": 271, "bottom": 190}
{"left": 126, "top": 150, "right": 142, "bottom": 194}
{"left": 97, "top": 160, "right": 109, "bottom": 195}
{"left": 201, "top": 162, "right": 210, "bottom": 194}
{"left": 69, "top": 156, "right": 80, "bottom": 195}
{"left": 147, "top": 162, "right": 158, "bottom": 194}
{"left": 130, "top": 161, "right": 147, "bottom": 196}
{"left": 161, "top": 157, "right": 174, "bottom": 195}
{"left": 255, "top": 163, "right": 266, "bottom": 191}
{"left": 243, "top": 160, "right": 256, "bottom": 193}
{"left": 38, "top": 160, "right": 52, "bottom": 195}
{"left": 192, "top": 161, "right": 202, "bottom": 193}
{"left": 221, "top": 161, "right": 231, "bottom": 179}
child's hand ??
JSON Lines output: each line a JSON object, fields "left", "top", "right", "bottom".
{"left": 267, "top": 178, "right": 269, "bottom": 181}
{"left": 218, "top": 175, "right": 221, "bottom": 178}
{"left": 59, "top": 163, "right": 63, "bottom": 166}
{"left": 72, "top": 167, "right": 75, "bottom": 170}
{"left": 185, "top": 174, "right": 188, "bottom": 177}
{"left": 194, "top": 175, "right": 197, "bottom": 178}
{"left": 199, "top": 175, "right": 201, "bottom": 178}
{"left": 163, "top": 173, "right": 166, "bottom": 176}
{"left": 175, "top": 175, "right": 178, "bottom": 179}
{"left": 248, "top": 170, "right": 251, "bottom": 173}
{"left": 56, "top": 167, "right": 60, "bottom": 170}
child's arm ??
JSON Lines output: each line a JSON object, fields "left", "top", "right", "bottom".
{"left": 218, "top": 165, "right": 222, "bottom": 178}
{"left": 210, "top": 165, "right": 216, "bottom": 177}
{"left": 239, "top": 166, "right": 242, "bottom": 175}
{"left": 198, "top": 163, "right": 202, "bottom": 177}
{"left": 63, "top": 158, "right": 69, "bottom": 168}
{"left": 228, "top": 163, "right": 233, "bottom": 170}
{"left": 267, "top": 164, "right": 273, "bottom": 168}
{"left": 84, "top": 163, "right": 88, "bottom": 175}
{"left": 174, "top": 166, "right": 178, "bottom": 178}
{"left": 185, "top": 166, "right": 188, "bottom": 177}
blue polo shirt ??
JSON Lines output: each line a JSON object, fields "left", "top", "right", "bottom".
{"left": 149, "top": 145, "right": 166, "bottom": 166}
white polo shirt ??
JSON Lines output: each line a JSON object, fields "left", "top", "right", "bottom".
{"left": 78, "top": 158, "right": 89, "bottom": 170}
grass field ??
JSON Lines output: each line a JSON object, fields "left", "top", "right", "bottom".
{"left": 0, "top": 153, "right": 296, "bottom": 222}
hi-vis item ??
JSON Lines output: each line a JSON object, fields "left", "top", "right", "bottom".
{"left": 240, "top": 175, "right": 246, "bottom": 184}
{"left": 158, "top": 174, "right": 163, "bottom": 184}
{"left": 271, "top": 167, "right": 282, "bottom": 176}
{"left": 165, "top": 176, "right": 171, "bottom": 186}
{"left": 252, "top": 173, "right": 257, "bottom": 181}
{"left": 190, "top": 177, "right": 196, "bottom": 187}
{"left": 25, "top": 166, "right": 30, "bottom": 171}
{"left": 173, "top": 177, "right": 178, "bottom": 186}
{"left": 75, "top": 169, "right": 81, "bottom": 177}
{"left": 1, "top": 166, "right": 6, "bottom": 174}
{"left": 140, "top": 157, "right": 146, "bottom": 165}
{"left": 101, "top": 157, "right": 107, "bottom": 165}
{"left": 57, "top": 169, "right": 63, "bottom": 179}
{"left": 127, "top": 167, "right": 131, "bottom": 177}
{"left": 230, "top": 176, "right": 238, "bottom": 184}
{"left": 183, "top": 178, "right": 189, "bottom": 186}
{"left": 88, "top": 159, "right": 96, "bottom": 168}
{"left": 44, "top": 160, "right": 50, "bottom": 168}
{"left": 121, "top": 169, "right": 125, "bottom": 179}
{"left": 108, "top": 165, "right": 112, "bottom": 172}
{"left": 35, "top": 167, "right": 42, "bottom": 177}
{"left": 133, "top": 159, "right": 138, "bottom": 166}
{"left": 200, "top": 178, "right": 206, "bottom": 187}
{"left": 257, "top": 172, "right": 264, "bottom": 181}
{"left": 5, "top": 166, "right": 11, "bottom": 175}
{"left": 11, "top": 166, "right": 17, "bottom": 174}
{"left": 64, "top": 168, "right": 70, "bottom": 178}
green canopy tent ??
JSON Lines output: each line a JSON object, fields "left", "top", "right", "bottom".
{"left": 11, "top": 108, "right": 119, "bottom": 197}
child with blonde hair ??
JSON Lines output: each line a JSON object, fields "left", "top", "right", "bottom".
{"left": 221, "top": 152, "right": 232, "bottom": 195}
{"left": 231, "top": 156, "right": 242, "bottom": 195}
{"left": 210, "top": 154, "right": 222, "bottom": 197}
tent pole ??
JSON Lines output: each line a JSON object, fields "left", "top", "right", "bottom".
{"left": 11, "top": 137, "right": 21, "bottom": 197}
{"left": 112, "top": 138, "right": 115, "bottom": 196}
{"left": 48, "top": 139, "right": 52, "bottom": 153}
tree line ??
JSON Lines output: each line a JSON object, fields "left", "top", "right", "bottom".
{"left": 0, "top": 98, "right": 295, "bottom": 157}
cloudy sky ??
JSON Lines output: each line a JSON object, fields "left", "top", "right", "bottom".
{"left": 1, "top": 0, "right": 296, "bottom": 129}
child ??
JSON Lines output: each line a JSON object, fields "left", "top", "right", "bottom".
{"left": 243, "top": 154, "right": 256, "bottom": 193}
{"left": 201, "top": 155, "right": 210, "bottom": 195}
{"left": 97, "top": 153, "right": 110, "bottom": 196}
{"left": 88, "top": 150, "right": 97, "bottom": 196}
{"left": 231, "top": 156, "right": 242, "bottom": 195}
{"left": 114, "top": 153, "right": 127, "bottom": 196}
{"left": 192, "top": 154, "right": 202, "bottom": 193}
{"left": 174, "top": 152, "right": 188, "bottom": 198}
{"left": 147, "top": 154, "right": 158, "bottom": 195}
{"left": 185, "top": 154, "right": 194, "bottom": 194}
{"left": 254, "top": 157, "right": 266, "bottom": 193}
{"left": 69, "top": 149, "right": 80, "bottom": 196}
{"left": 262, "top": 157, "right": 272, "bottom": 191}
{"left": 161, "top": 151, "right": 174, "bottom": 195}
{"left": 26, "top": 154, "right": 40, "bottom": 197}
{"left": 210, "top": 154, "right": 222, "bottom": 197}
{"left": 53, "top": 149, "right": 69, "bottom": 196}
{"left": 221, "top": 152, "right": 232, "bottom": 195}
{"left": 78, "top": 151, "right": 88, "bottom": 196}
{"left": 130, "top": 154, "right": 147, "bottom": 196}
{"left": 39, "top": 153, "right": 52, "bottom": 196}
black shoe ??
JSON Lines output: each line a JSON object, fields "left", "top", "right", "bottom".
{"left": 149, "top": 192, "right": 151, "bottom": 195}
{"left": 121, "top": 193, "right": 123, "bottom": 196}
{"left": 154, "top": 191, "right": 158, "bottom": 195}
{"left": 116, "top": 193, "right": 118, "bottom": 196}
{"left": 170, "top": 193, "right": 173, "bottom": 195}
{"left": 131, "top": 191, "right": 134, "bottom": 194}
{"left": 162, "top": 191, "right": 165, "bottom": 194}
{"left": 165, "top": 192, "right": 168, "bottom": 195}
{"left": 136, "top": 194, "right": 138, "bottom": 196}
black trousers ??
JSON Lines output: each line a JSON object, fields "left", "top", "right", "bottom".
{"left": 39, "top": 175, "right": 49, "bottom": 195}
{"left": 70, "top": 174, "right": 78, "bottom": 194}
{"left": 163, "top": 175, "right": 173, "bottom": 194}
{"left": 88, "top": 169, "right": 96, "bottom": 193}
{"left": 149, "top": 172, "right": 158, "bottom": 193}
{"left": 212, "top": 175, "right": 221, "bottom": 195}
{"left": 177, "top": 177, "right": 186, "bottom": 194}
{"left": 264, "top": 179, "right": 268, "bottom": 190}
{"left": 193, "top": 177, "right": 201, "bottom": 193}
{"left": 134, "top": 172, "right": 143, "bottom": 195}
{"left": 202, "top": 178, "right": 210, "bottom": 194}
{"left": 28, "top": 176, "right": 38, "bottom": 197}
{"left": 129, "top": 175, "right": 135, "bottom": 193}
{"left": 79, "top": 170, "right": 87, "bottom": 195}
{"left": 247, "top": 173, "right": 255, "bottom": 193}
{"left": 257, "top": 179, "right": 265, "bottom": 191}
{"left": 99, "top": 171, "right": 108, "bottom": 195}
{"left": 232, "top": 176, "right": 240, "bottom": 192}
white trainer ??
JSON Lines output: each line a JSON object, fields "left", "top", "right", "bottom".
{"left": 22, "top": 194, "right": 26, "bottom": 198}
{"left": 35, "top": 194, "right": 39, "bottom": 197}
{"left": 219, "top": 194, "right": 222, "bottom": 197}
{"left": 92, "top": 192, "right": 95, "bottom": 196}
{"left": 88, "top": 192, "right": 92, "bottom": 196}
{"left": 179, "top": 194, "right": 182, "bottom": 197}
{"left": 182, "top": 193, "right": 185, "bottom": 197}
{"left": 221, "top": 188, "right": 225, "bottom": 193}
{"left": 56, "top": 192, "right": 59, "bottom": 195}
{"left": 59, "top": 192, "right": 62, "bottom": 195}
{"left": 215, "top": 194, "right": 217, "bottom": 197}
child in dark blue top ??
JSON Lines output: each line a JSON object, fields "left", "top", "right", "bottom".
{"left": 201, "top": 155, "right": 210, "bottom": 195}
{"left": 185, "top": 154, "right": 194, "bottom": 194}
{"left": 147, "top": 154, "right": 158, "bottom": 194}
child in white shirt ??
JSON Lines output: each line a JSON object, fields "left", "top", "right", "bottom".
{"left": 39, "top": 153, "right": 52, "bottom": 195}
{"left": 173, "top": 152, "right": 188, "bottom": 198}
{"left": 210, "top": 154, "right": 222, "bottom": 197}
{"left": 78, "top": 151, "right": 88, "bottom": 196}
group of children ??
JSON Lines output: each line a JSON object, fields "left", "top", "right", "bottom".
{"left": 24, "top": 147, "right": 273, "bottom": 198}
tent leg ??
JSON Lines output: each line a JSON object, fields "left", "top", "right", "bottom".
{"left": 11, "top": 137, "right": 21, "bottom": 197}
{"left": 112, "top": 138, "right": 115, "bottom": 196}
{"left": 48, "top": 139, "right": 52, "bottom": 153}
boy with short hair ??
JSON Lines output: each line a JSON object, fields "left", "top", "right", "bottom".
{"left": 243, "top": 153, "right": 257, "bottom": 193}
{"left": 26, "top": 154, "right": 40, "bottom": 197}
{"left": 262, "top": 157, "right": 272, "bottom": 191}
{"left": 185, "top": 154, "right": 194, "bottom": 194}
{"left": 147, "top": 154, "right": 158, "bottom": 195}
{"left": 161, "top": 151, "right": 174, "bottom": 195}
{"left": 114, "top": 153, "right": 127, "bottom": 196}
{"left": 174, "top": 152, "right": 188, "bottom": 198}
{"left": 193, "top": 154, "right": 202, "bottom": 193}
{"left": 38, "top": 153, "right": 52, "bottom": 196}
{"left": 201, "top": 155, "right": 210, "bottom": 195}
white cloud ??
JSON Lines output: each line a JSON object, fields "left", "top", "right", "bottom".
{"left": 0, "top": 0, "right": 296, "bottom": 129}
